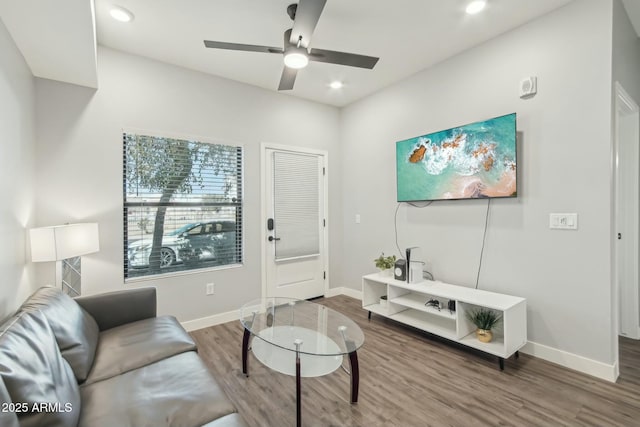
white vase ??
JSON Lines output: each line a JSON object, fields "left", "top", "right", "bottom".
{"left": 379, "top": 268, "right": 393, "bottom": 277}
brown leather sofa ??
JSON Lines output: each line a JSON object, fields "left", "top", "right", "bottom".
{"left": 0, "top": 286, "right": 248, "bottom": 427}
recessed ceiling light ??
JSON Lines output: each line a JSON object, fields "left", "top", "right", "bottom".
{"left": 466, "top": 0, "right": 486, "bottom": 15}
{"left": 329, "top": 81, "right": 343, "bottom": 89}
{"left": 110, "top": 6, "right": 134, "bottom": 22}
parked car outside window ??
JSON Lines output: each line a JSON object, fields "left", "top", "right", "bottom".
{"left": 127, "top": 221, "right": 237, "bottom": 269}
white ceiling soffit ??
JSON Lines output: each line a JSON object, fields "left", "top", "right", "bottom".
{"left": 95, "top": 0, "right": 574, "bottom": 107}
{"left": 623, "top": 0, "right": 640, "bottom": 37}
{"left": 0, "top": 0, "right": 98, "bottom": 88}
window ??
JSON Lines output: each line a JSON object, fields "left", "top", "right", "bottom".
{"left": 123, "top": 132, "right": 243, "bottom": 280}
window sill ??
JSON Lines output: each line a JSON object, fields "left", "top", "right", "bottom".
{"left": 124, "top": 262, "right": 243, "bottom": 284}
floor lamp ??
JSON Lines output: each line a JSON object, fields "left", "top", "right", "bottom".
{"left": 30, "top": 223, "right": 100, "bottom": 296}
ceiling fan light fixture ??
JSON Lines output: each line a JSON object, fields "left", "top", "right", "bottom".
{"left": 110, "top": 6, "right": 134, "bottom": 22}
{"left": 329, "top": 81, "right": 343, "bottom": 89}
{"left": 465, "top": 0, "right": 486, "bottom": 15}
{"left": 284, "top": 47, "right": 309, "bottom": 69}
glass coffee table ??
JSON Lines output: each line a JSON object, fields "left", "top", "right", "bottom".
{"left": 240, "top": 297, "right": 364, "bottom": 427}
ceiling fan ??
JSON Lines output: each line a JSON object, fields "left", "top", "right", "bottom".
{"left": 203, "top": 0, "right": 379, "bottom": 90}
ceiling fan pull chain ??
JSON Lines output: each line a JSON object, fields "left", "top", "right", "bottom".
{"left": 296, "top": 36, "right": 303, "bottom": 49}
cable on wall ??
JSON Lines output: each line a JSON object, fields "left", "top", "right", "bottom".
{"left": 475, "top": 198, "right": 491, "bottom": 289}
{"left": 395, "top": 201, "right": 433, "bottom": 257}
{"left": 394, "top": 201, "right": 435, "bottom": 280}
{"left": 394, "top": 203, "right": 403, "bottom": 257}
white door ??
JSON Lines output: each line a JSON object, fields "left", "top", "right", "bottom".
{"left": 262, "top": 145, "right": 327, "bottom": 299}
{"left": 615, "top": 82, "right": 640, "bottom": 340}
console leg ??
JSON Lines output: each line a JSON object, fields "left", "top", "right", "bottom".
{"left": 515, "top": 351, "right": 520, "bottom": 359}
{"left": 499, "top": 357, "right": 504, "bottom": 371}
{"left": 368, "top": 311, "right": 371, "bottom": 321}
{"left": 242, "top": 328, "right": 250, "bottom": 376}
{"left": 348, "top": 350, "right": 360, "bottom": 403}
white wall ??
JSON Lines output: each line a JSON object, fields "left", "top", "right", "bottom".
{"left": 613, "top": 0, "right": 640, "bottom": 103}
{"left": 0, "top": 18, "right": 36, "bottom": 319}
{"left": 612, "top": 0, "right": 640, "bottom": 334}
{"left": 34, "top": 46, "right": 342, "bottom": 323}
{"left": 340, "top": 0, "right": 616, "bottom": 370}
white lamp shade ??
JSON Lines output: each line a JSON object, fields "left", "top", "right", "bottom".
{"left": 30, "top": 223, "right": 100, "bottom": 262}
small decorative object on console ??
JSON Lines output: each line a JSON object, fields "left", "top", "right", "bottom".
{"left": 374, "top": 253, "right": 397, "bottom": 275}
{"left": 465, "top": 307, "right": 502, "bottom": 343}
{"left": 379, "top": 295, "right": 388, "bottom": 308}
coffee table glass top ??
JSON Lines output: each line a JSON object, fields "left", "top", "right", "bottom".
{"left": 240, "top": 297, "right": 364, "bottom": 356}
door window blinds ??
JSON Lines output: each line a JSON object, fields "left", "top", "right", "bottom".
{"left": 273, "top": 151, "right": 320, "bottom": 261}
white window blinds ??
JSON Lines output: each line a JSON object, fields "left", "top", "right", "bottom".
{"left": 123, "top": 133, "right": 243, "bottom": 279}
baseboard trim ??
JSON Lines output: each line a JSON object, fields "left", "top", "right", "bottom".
{"left": 182, "top": 309, "right": 240, "bottom": 332}
{"left": 326, "top": 287, "right": 362, "bottom": 300}
{"left": 182, "top": 289, "right": 362, "bottom": 331}
{"left": 521, "top": 341, "right": 618, "bottom": 382}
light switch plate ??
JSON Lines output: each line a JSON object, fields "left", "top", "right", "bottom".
{"left": 549, "top": 213, "right": 578, "bottom": 230}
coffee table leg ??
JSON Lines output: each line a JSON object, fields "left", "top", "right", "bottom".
{"left": 348, "top": 350, "right": 359, "bottom": 403}
{"left": 294, "top": 339, "right": 303, "bottom": 427}
{"left": 242, "top": 328, "right": 250, "bottom": 376}
{"left": 338, "top": 326, "right": 360, "bottom": 404}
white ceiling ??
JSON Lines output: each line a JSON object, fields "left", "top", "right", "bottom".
{"left": 95, "top": 0, "right": 577, "bottom": 106}
{"left": 0, "top": 0, "right": 98, "bottom": 88}
{"left": 2, "top": 0, "right": 639, "bottom": 107}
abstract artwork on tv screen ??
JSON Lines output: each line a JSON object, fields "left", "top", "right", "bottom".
{"left": 396, "top": 113, "right": 517, "bottom": 202}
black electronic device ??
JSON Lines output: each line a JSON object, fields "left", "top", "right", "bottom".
{"left": 405, "top": 247, "right": 419, "bottom": 283}
{"left": 394, "top": 259, "right": 407, "bottom": 281}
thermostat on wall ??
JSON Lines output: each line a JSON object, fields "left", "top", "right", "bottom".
{"left": 520, "top": 76, "right": 537, "bottom": 98}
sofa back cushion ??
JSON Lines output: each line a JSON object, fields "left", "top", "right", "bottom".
{"left": 0, "top": 310, "right": 81, "bottom": 427}
{"left": 21, "top": 286, "right": 99, "bottom": 382}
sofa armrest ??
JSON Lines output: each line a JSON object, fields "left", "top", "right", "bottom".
{"left": 74, "top": 287, "right": 157, "bottom": 331}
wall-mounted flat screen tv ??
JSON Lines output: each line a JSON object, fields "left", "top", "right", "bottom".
{"left": 396, "top": 113, "right": 517, "bottom": 202}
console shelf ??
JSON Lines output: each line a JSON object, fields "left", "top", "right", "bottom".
{"left": 362, "top": 273, "right": 527, "bottom": 369}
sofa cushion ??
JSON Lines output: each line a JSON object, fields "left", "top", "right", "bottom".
{"left": 79, "top": 351, "right": 237, "bottom": 427}
{"left": 0, "top": 377, "right": 20, "bottom": 427}
{"left": 201, "top": 414, "right": 249, "bottom": 427}
{"left": 0, "top": 310, "right": 81, "bottom": 427}
{"left": 83, "top": 315, "right": 197, "bottom": 385}
{"left": 21, "top": 286, "right": 99, "bottom": 382}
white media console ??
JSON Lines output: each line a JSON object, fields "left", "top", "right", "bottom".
{"left": 362, "top": 272, "right": 527, "bottom": 369}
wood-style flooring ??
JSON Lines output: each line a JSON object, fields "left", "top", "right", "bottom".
{"left": 190, "top": 295, "right": 640, "bottom": 427}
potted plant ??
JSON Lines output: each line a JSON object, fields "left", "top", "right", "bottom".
{"left": 465, "top": 308, "right": 502, "bottom": 343}
{"left": 374, "top": 253, "right": 396, "bottom": 276}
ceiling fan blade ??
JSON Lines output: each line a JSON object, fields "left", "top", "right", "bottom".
{"left": 309, "top": 48, "right": 379, "bottom": 69}
{"left": 204, "top": 40, "right": 283, "bottom": 54}
{"left": 290, "top": 0, "right": 327, "bottom": 47}
{"left": 278, "top": 67, "right": 298, "bottom": 90}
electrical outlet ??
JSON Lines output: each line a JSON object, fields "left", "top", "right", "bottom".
{"left": 206, "top": 283, "right": 215, "bottom": 295}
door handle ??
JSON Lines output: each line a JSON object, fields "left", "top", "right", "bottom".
{"left": 268, "top": 236, "right": 281, "bottom": 242}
